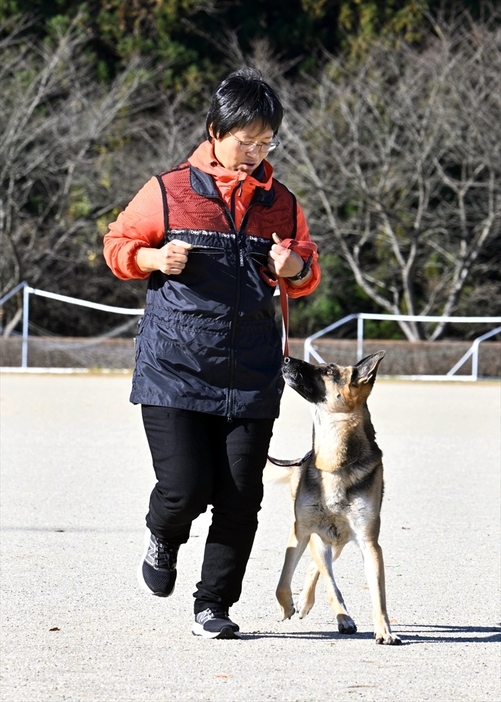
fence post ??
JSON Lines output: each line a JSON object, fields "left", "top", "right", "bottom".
{"left": 21, "top": 285, "right": 30, "bottom": 369}
{"left": 357, "top": 315, "right": 364, "bottom": 361}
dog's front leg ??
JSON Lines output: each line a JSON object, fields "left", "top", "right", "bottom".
{"left": 300, "top": 534, "right": 357, "bottom": 633}
{"left": 360, "top": 539, "right": 402, "bottom": 645}
{"left": 276, "top": 525, "right": 310, "bottom": 620}
{"left": 297, "top": 557, "right": 319, "bottom": 619}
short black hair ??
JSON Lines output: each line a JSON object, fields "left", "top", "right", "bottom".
{"left": 206, "top": 68, "right": 284, "bottom": 139}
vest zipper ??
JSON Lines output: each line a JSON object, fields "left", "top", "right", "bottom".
{"left": 226, "top": 183, "right": 246, "bottom": 420}
{"left": 227, "top": 196, "right": 264, "bottom": 418}
{"left": 218, "top": 182, "right": 255, "bottom": 420}
{"left": 230, "top": 182, "right": 239, "bottom": 224}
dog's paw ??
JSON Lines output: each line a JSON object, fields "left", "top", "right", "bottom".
{"left": 297, "top": 594, "right": 314, "bottom": 619}
{"left": 297, "top": 604, "right": 312, "bottom": 619}
{"left": 337, "top": 614, "right": 357, "bottom": 634}
{"left": 276, "top": 587, "right": 296, "bottom": 620}
{"left": 279, "top": 604, "right": 296, "bottom": 620}
{"left": 375, "top": 632, "right": 402, "bottom": 645}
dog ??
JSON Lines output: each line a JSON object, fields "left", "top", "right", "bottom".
{"left": 269, "top": 352, "right": 401, "bottom": 645}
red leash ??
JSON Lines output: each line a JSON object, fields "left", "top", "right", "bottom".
{"left": 278, "top": 277, "right": 289, "bottom": 358}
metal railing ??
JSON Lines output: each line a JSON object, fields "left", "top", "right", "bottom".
{"left": 2, "top": 283, "right": 500, "bottom": 378}
{"left": 304, "top": 313, "right": 501, "bottom": 381}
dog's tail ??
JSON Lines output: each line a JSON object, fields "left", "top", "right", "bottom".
{"left": 263, "top": 450, "right": 312, "bottom": 484}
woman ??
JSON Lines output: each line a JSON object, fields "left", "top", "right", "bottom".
{"left": 103, "top": 68, "right": 320, "bottom": 639}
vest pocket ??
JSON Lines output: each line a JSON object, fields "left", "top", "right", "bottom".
{"left": 190, "top": 245, "right": 225, "bottom": 256}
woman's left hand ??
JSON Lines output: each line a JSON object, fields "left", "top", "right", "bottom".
{"left": 267, "top": 233, "right": 304, "bottom": 278}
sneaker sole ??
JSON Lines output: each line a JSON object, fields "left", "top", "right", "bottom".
{"left": 191, "top": 623, "right": 241, "bottom": 639}
{"left": 137, "top": 529, "right": 175, "bottom": 597}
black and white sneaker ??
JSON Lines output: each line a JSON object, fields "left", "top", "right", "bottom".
{"left": 192, "top": 608, "right": 241, "bottom": 639}
{"left": 137, "top": 530, "right": 178, "bottom": 597}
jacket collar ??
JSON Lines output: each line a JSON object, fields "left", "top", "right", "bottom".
{"left": 190, "top": 166, "right": 275, "bottom": 206}
{"left": 188, "top": 140, "right": 275, "bottom": 206}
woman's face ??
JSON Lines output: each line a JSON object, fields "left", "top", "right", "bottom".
{"left": 210, "top": 122, "right": 275, "bottom": 174}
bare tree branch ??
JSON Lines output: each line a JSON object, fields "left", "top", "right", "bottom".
{"left": 273, "top": 12, "right": 501, "bottom": 340}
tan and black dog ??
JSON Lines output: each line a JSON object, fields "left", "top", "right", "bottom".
{"left": 270, "top": 352, "right": 401, "bottom": 645}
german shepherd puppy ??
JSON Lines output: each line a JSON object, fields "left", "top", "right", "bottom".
{"left": 271, "top": 352, "right": 401, "bottom": 645}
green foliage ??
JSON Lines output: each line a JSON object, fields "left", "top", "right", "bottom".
{"left": 0, "top": 0, "right": 20, "bottom": 20}
{"left": 363, "top": 319, "right": 406, "bottom": 339}
{"left": 339, "top": 0, "right": 428, "bottom": 53}
{"left": 0, "top": 0, "right": 440, "bottom": 86}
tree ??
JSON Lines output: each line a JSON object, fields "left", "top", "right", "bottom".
{"left": 0, "top": 0, "right": 435, "bottom": 85}
{"left": 2, "top": 10, "right": 499, "bottom": 341}
{"left": 272, "top": 12, "right": 501, "bottom": 340}
{"left": 0, "top": 14, "right": 205, "bottom": 335}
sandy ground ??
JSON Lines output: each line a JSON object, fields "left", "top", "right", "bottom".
{"left": 1, "top": 372, "right": 500, "bottom": 702}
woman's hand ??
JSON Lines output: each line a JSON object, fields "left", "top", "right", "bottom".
{"left": 267, "top": 233, "right": 304, "bottom": 279}
{"left": 136, "top": 240, "right": 193, "bottom": 274}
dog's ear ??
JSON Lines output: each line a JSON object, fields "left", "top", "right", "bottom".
{"left": 351, "top": 351, "right": 385, "bottom": 386}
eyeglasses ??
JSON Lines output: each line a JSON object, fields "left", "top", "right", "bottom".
{"left": 228, "top": 132, "right": 280, "bottom": 154}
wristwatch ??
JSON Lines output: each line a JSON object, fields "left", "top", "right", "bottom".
{"left": 287, "top": 254, "right": 313, "bottom": 281}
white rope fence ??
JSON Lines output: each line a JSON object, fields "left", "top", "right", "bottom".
{"left": 1, "top": 282, "right": 500, "bottom": 377}
{"left": 0, "top": 282, "right": 144, "bottom": 368}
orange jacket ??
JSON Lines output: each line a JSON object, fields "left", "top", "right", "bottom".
{"left": 103, "top": 141, "right": 320, "bottom": 298}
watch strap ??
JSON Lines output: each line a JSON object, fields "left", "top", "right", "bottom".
{"left": 286, "top": 253, "right": 313, "bottom": 281}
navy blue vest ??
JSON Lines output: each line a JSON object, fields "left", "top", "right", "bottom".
{"left": 130, "top": 163, "right": 297, "bottom": 419}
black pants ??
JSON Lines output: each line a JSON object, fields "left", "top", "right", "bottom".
{"left": 141, "top": 405, "right": 275, "bottom": 613}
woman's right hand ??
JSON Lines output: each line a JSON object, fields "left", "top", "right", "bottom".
{"left": 136, "top": 240, "right": 193, "bottom": 274}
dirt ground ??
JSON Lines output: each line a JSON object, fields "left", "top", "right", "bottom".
{"left": 1, "top": 373, "right": 500, "bottom": 701}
